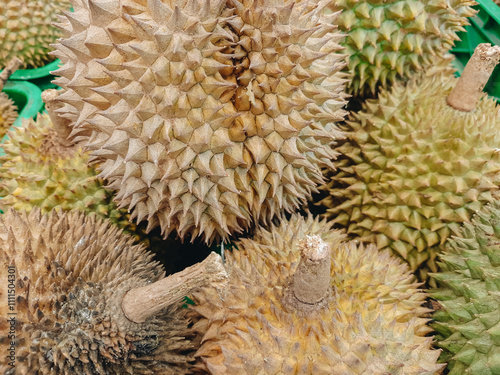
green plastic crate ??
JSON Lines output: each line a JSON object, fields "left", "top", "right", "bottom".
{"left": 0, "top": 81, "right": 44, "bottom": 156}
{"left": 451, "top": 0, "right": 500, "bottom": 101}
{"left": 0, "top": 59, "right": 60, "bottom": 92}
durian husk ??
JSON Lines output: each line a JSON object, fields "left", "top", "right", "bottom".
{"left": 191, "top": 214, "right": 443, "bottom": 374}
{"left": 0, "top": 92, "right": 17, "bottom": 138}
{"left": 51, "top": 0, "right": 349, "bottom": 244}
{"left": 0, "top": 0, "right": 72, "bottom": 69}
{"left": 328, "top": 0, "right": 476, "bottom": 96}
{"left": 431, "top": 201, "right": 500, "bottom": 375}
{"left": 0, "top": 113, "right": 143, "bottom": 240}
{"left": 0, "top": 208, "right": 196, "bottom": 374}
{"left": 0, "top": 111, "right": 188, "bottom": 270}
{"left": 321, "top": 70, "right": 500, "bottom": 284}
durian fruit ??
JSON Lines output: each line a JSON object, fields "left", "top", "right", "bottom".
{"left": 0, "top": 208, "right": 227, "bottom": 374}
{"left": 0, "top": 0, "right": 72, "bottom": 69}
{"left": 327, "top": 0, "right": 476, "bottom": 96}
{"left": 0, "top": 92, "right": 17, "bottom": 138}
{"left": 51, "top": 0, "right": 348, "bottom": 244}
{"left": 0, "top": 112, "right": 133, "bottom": 231}
{"left": 0, "top": 89, "right": 180, "bottom": 266}
{"left": 191, "top": 214, "right": 443, "bottom": 374}
{"left": 321, "top": 44, "right": 500, "bottom": 283}
{"left": 0, "top": 110, "right": 174, "bottom": 253}
{"left": 431, "top": 201, "right": 500, "bottom": 374}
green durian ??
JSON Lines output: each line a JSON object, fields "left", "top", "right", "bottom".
{"left": 0, "top": 113, "right": 131, "bottom": 227}
{"left": 328, "top": 0, "right": 476, "bottom": 96}
{"left": 191, "top": 214, "right": 442, "bottom": 374}
{"left": 0, "top": 92, "right": 17, "bottom": 138}
{"left": 0, "top": 0, "right": 72, "bottom": 69}
{"left": 320, "top": 69, "right": 500, "bottom": 284}
{"left": 431, "top": 201, "right": 500, "bottom": 375}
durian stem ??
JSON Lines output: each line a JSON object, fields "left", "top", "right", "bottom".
{"left": 41, "top": 89, "right": 74, "bottom": 147}
{"left": 122, "top": 252, "right": 228, "bottom": 323}
{"left": 447, "top": 43, "right": 500, "bottom": 112}
{"left": 0, "top": 58, "right": 22, "bottom": 91}
{"left": 283, "top": 235, "right": 331, "bottom": 312}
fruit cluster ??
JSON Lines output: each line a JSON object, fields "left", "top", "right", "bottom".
{"left": 0, "top": 0, "right": 499, "bottom": 374}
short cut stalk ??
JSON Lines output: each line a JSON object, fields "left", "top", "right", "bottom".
{"left": 0, "top": 58, "right": 22, "bottom": 91}
{"left": 447, "top": 43, "right": 500, "bottom": 112}
{"left": 41, "top": 89, "right": 74, "bottom": 147}
{"left": 283, "top": 235, "right": 332, "bottom": 313}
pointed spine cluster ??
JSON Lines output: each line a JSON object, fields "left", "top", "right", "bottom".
{"left": 323, "top": 71, "right": 500, "bottom": 283}
{"left": 191, "top": 214, "right": 441, "bottom": 374}
{"left": 52, "top": 0, "right": 348, "bottom": 244}
{"left": 329, "top": 0, "right": 476, "bottom": 95}
{"left": 0, "top": 0, "right": 71, "bottom": 68}
{"left": 0, "top": 209, "right": 195, "bottom": 374}
{"left": 432, "top": 202, "right": 500, "bottom": 374}
{"left": 0, "top": 114, "right": 135, "bottom": 238}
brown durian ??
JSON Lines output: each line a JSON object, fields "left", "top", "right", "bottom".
{"left": 51, "top": 0, "right": 348, "bottom": 244}
{"left": 191, "top": 214, "right": 443, "bottom": 374}
{"left": 0, "top": 208, "right": 227, "bottom": 374}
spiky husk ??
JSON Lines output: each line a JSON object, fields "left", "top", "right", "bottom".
{"left": 327, "top": 0, "right": 476, "bottom": 96}
{"left": 191, "top": 214, "right": 442, "bottom": 374}
{"left": 321, "top": 71, "right": 500, "bottom": 284}
{"left": 0, "top": 113, "right": 133, "bottom": 230}
{"left": 51, "top": 0, "right": 348, "bottom": 244}
{"left": 431, "top": 201, "right": 500, "bottom": 374}
{"left": 0, "top": 0, "right": 71, "bottom": 69}
{"left": 0, "top": 209, "right": 195, "bottom": 374}
{"left": 0, "top": 92, "right": 17, "bottom": 138}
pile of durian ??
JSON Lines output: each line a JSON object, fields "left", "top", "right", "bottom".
{"left": 1, "top": 0, "right": 500, "bottom": 374}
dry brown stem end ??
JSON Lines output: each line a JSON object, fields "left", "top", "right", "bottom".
{"left": 122, "top": 252, "right": 228, "bottom": 323}
{"left": 283, "top": 235, "right": 332, "bottom": 313}
{"left": 447, "top": 43, "right": 500, "bottom": 112}
{"left": 41, "top": 89, "right": 75, "bottom": 147}
{"left": 0, "top": 58, "right": 22, "bottom": 91}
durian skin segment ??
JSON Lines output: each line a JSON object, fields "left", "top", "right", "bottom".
{"left": 328, "top": 0, "right": 477, "bottom": 96}
{"left": 430, "top": 202, "right": 500, "bottom": 375}
{"left": 191, "top": 214, "right": 443, "bottom": 374}
{"left": 0, "top": 92, "right": 17, "bottom": 138}
{"left": 0, "top": 113, "right": 138, "bottom": 237}
{"left": 0, "top": 209, "right": 195, "bottom": 375}
{"left": 51, "top": 0, "right": 348, "bottom": 244}
{"left": 0, "top": 0, "right": 71, "bottom": 69}
{"left": 321, "top": 71, "right": 500, "bottom": 284}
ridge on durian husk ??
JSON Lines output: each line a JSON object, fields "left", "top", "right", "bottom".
{"left": 431, "top": 201, "right": 500, "bottom": 375}
{"left": 0, "top": 0, "right": 72, "bottom": 69}
{"left": 320, "top": 70, "right": 500, "bottom": 284}
{"left": 191, "top": 214, "right": 442, "bottom": 374}
{"left": 0, "top": 208, "right": 196, "bottom": 374}
{"left": 0, "top": 92, "right": 17, "bottom": 138}
{"left": 327, "top": 0, "right": 476, "bottom": 96}
{"left": 0, "top": 113, "right": 146, "bottom": 243}
{"left": 51, "top": 0, "right": 349, "bottom": 244}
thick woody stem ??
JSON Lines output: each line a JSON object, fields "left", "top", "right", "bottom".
{"left": 447, "top": 43, "right": 500, "bottom": 112}
{"left": 41, "top": 89, "right": 74, "bottom": 147}
{"left": 283, "top": 235, "right": 331, "bottom": 312}
{"left": 122, "top": 252, "right": 228, "bottom": 323}
{"left": 0, "top": 58, "right": 22, "bottom": 92}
